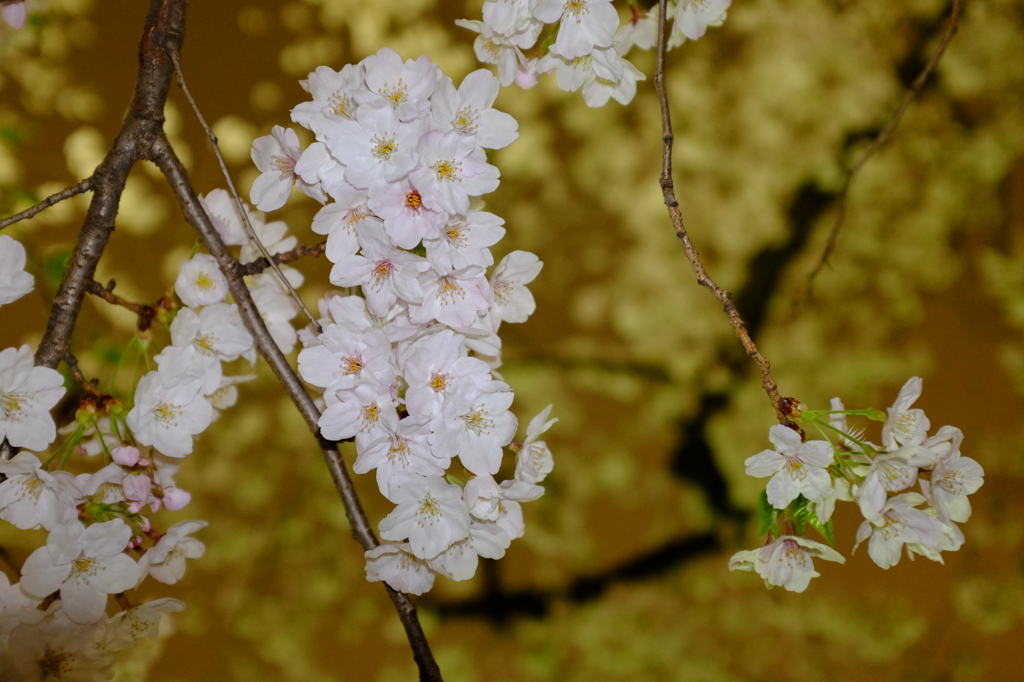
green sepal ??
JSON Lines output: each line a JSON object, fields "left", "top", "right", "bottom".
{"left": 756, "top": 490, "right": 775, "bottom": 535}
{"left": 445, "top": 473, "right": 465, "bottom": 488}
{"left": 790, "top": 494, "right": 835, "bottom": 546}
{"left": 865, "top": 408, "right": 887, "bottom": 422}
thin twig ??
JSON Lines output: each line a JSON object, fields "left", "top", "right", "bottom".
{"left": 85, "top": 279, "right": 169, "bottom": 332}
{"left": 654, "top": 0, "right": 793, "bottom": 428}
{"left": 149, "top": 133, "right": 443, "bottom": 682}
{"left": 0, "top": 179, "right": 93, "bottom": 231}
{"left": 235, "top": 241, "right": 326, "bottom": 277}
{"left": 168, "top": 52, "right": 322, "bottom": 334}
{"left": 62, "top": 351, "right": 100, "bottom": 396}
{"left": 807, "top": 0, "right": 964, "bottom": 288}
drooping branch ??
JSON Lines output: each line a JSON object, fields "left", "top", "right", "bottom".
{"left": 807, "top": 0, "right": 964, "bottom": 287}
{"left": 0, "top": 179, "right": 93, "bottom": 231}
{"left": 235, "top": 240, "right": 327, "bottom": 277}
{"left": 149, "top": 133, "right": 443, "bottom": 682}
{"left": 86, "top": 279, "right": 171, "bottom": 332}
{"left": 654, "top": 0, "right": 793, "bottom": 428}
{"left": 168, "top": 52, "right": 321, "bottom": 333}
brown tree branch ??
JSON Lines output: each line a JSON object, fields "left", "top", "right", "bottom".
{"left": 85, "top": 279, "right": 170, "bottom": 332}
{"left": 0, "top": 179, "right": 93, "bottom": 231}
{"left": 807, "top": 0, "right": 964, "bottom": 288}
{"left": 654, "top": 0, "right": 794, "bottom": 428}
{"left": 235, "top": 241, "right": 327, "bottom": 277}
{"left": 1, "top": 0, "right": 186, "bottom": 465}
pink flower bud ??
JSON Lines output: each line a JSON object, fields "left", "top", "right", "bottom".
{"left": 111, "top": 445, "right": 141, "bottom": 467}
{"left": 162, "top": 487, "right": 191, "bottom": 511}
{"left": 140, "top": 516, "right": 152, "bottom": 532}
{"left": 122, "top": 472, "right": 152, "bottom": 503}
{"left": 2, "top": 1, "right": 26, "bottom": 30}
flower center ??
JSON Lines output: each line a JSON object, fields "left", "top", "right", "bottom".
{"left": 430, "top": 372, "right": 451, "bottom": 392}
{"left": 360, "top": 402, "right": 380, "bottom": 431}
{"left": 452, "top": 106, "right": 479, "bottom": 134}
{"left": 378, "top": 79, "right": 408, "bottom": 108}
{"left": 272, "top": 155, "right": 295, "bottom": 178}
{"left": 370, "top": 260, "right": 394, "bottom": 289}
{"left": 404, "top": 190, "right": 423, "bottom": 214}
{"left": 371, "top": 134, "right": 398, "bottom": 161}
{"left": 154, "top": 403, "right": 182, "bottom": 426}
{"left": 463, "top": 405, "right": 495, "bottom": 435}
{"left": 329, "top": 91, "right": 353, "bottom": 118}
{"left": 432, "top": 159, "right": 461, "bottom": 183}
{"left": 193, "top": 274, "right": 215, "bottom": 291}
{"left": 341, "top": 355, "right": 363, "bottom": 375}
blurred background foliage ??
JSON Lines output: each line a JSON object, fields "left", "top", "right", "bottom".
{"left": 1, "top": 0, "right": 1023, "bottom": 679}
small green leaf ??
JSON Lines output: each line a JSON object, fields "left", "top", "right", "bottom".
{"left": 757, "top": 490, "right": 774, "bottom": 535}
{"left": 793, "top": 516, "right": 807, "bottom": 535}
{"left": 43, "top": 249, "right": 72, "bottom": 289}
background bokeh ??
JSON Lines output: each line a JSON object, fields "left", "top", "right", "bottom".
{"left": 2, "top": 0, "right": 1024, "bottom": 679}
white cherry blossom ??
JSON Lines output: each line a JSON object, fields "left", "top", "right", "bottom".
{"left": 297, "top": 325, "right": 394, "bottom": 393}
{"left": 671, "top": 0, "right": 731, "bottom": 45}
{"left": 729, "top": 535, "right": 845, "bottom": 593}
{"left": 174, "top": 253, "right": 229, "bottom": 308}
{"left": 20, "top": 519, "right": 140, "bottom": 624}
{"left": 378, "top": 473, "right": 471, "bottom": 560}
{"left": 534, "top": 0, "right": 619, "bottom": 59}
{"left": 8, "top": 608, "right": 114, "bottom": 681}
{"left": 354, "top": 417, "right": 445, "bottom": 498}
{"left": 291, "top": 63, "right": 365, "bottom": 137}
{"left": 536, "top": 45, "right": 646, "bottom": 107}
{"left": 0, "top": 234, "right": 34, "bottom": 306}
{"left": 853, "top": 493, "right": 946, "bottom": 569}
{"left": 744, "top": 424, "right": 833, "bottom": 508}
{"left": 364, "top": 542, "right": 436, "bottom": 595}
{"left": 430, "top": 382, "right": 517, "bottom": 476}
{"left": 199, "top": 188, "right": 251, "bottom": 245}
{"left": 411, "top": 264, "right": 492, "bottom": 329}
{"left": 250, "top": 125, "right": 327, "bottom": 211}
{"left": 329, "top": 226, "right": 427, "bottom": 316}
{"left": 424, "top": 211, "right": 505, "bottom": 272}
{"left": 0, "top": 451, "right": 80, "bottom": 530}
{"left": 139, "top": 519, "right": 207, "bottom": 585}
{"left": 0, "top": 344, "right": 66, "bottom": 451}
{"left": 126, "top": 372, "right": 213, "bottom": 458}
{"left": 367, "top": 177, "right": 448, "bottom": 249}
{"left": 515, "top": 404, "right": 557, "bottom": 484}
{"left": 324, "top": 101, "right": 427, "bottom": 188}
{"left": 103, "top": 598, "right": 185, "bottom": 652}
{"left": 488, "top": 250, "right": 542, "bottom": 324}
{"left": 881, "top": 376, "right": 930, "bottom": 449}
{"left": 455, "top": 20, "right": 528, "bottom": 87}
{"left": 319, "top": 380, "right": 399, "bottom": 448}
{"left": 361, "top": 48, "right": 440, "bottom": 122}
{"left": 430, "top": 70, "right": 519, "bottom": 150}
{"left": 411, "top": 130, "right": 500, "bottom": 216}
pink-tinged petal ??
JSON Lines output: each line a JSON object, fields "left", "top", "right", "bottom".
{"left": 88, "top": 553, "right": 141, "bottom": 594}
{"left": 20, "top": 547, "right": 71, "bottom": 598}
{"left": 744, "top": 450, "right": 783, "bottom": 478}
{"left": 60, "top": 579, "right": 109, "bottom": 623}
{"left": 767, "top": 424, "right": 801, "bottom": 455}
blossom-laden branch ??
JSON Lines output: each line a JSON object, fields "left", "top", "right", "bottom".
{"left": 653, "top": 0, "right": 793, "bottom": 429}
{"left": 149, "top": 135, "right": 443, "bottom": 682}
{"left": 807, "top": 0, "right": 964, "bottom": 289}
{"left": 0, "top": 178, "right": 93, "bottom": 231}
{"left": 234, "top": 240, "right": 327, "bottom": 277}
{"left": 0, "top": 1, "right": 444, "bottom": 679}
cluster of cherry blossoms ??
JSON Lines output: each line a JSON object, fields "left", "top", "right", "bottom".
{"left": 239, "top": 46, "right": 556, "bottom": 595}
{"left": 456, "top": 0, "right": 731, "bottom": 106}
{"left": 729, "top": 378, "right": 985, "bottom": 593}
{"left": 0, "top": 245, "right": 240, "bottom": 677}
